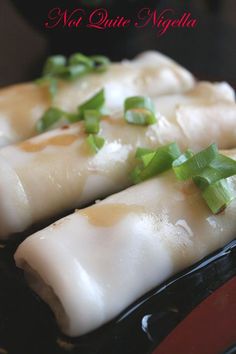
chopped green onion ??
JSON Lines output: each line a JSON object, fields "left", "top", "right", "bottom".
{"left": 138, "top": 143, "right": 181, "bottom": 181}
{"left": 86, "top": 134, "right": 105, "bottom": 153}
{"left": 191, "top": 153, "right": 236, "bottom": 190}
{"left": 140, "top": 152, "right": 156, "bottom": 167}
{"left": 37, "top": 88, "right": 106, "bottom": 132}
{"left": 84, "top": 110, "right": 101, "bottom": 134}
{"left": 173, "top": 144, "right": 218, "bottom": 180}
{"left": 78, "top": 89, "right": 105, "bottom": 119}
{"left": 124, "top": 96, "right": 156, "bottom": 125}
{"left": 37, "top": 106, "right": 85, "bottom": 132}
{"left": 36, "top": 107, "right": 65, "bottom": 133}
{"left": 68, "top": 53, "right": 94, "bottom": 69}
{"left": 66, "top": 112, "right": 82, "bottom": 123}
{"left": 90, "top": 55, "right": 111, "bottom": 72}
{"left": 35, "top": 52, "right": 110, "bottom": 108}
{"left": 135, "top": 147, "right": 156, "bottom": 167}
{"left": 130, "top": 166, "right": 143, "bottom": 184}
{"left": 131, "top": 142, "right": 181, "bottom": 183}
{"left": 172, "top": 145, "right": 236, "bottom": 214}
{"left": 43, "top": 55, "right": 67, "bottom": 76}
{"left": 125, "top": 109, "right": 156, "bottom": 125}
{"left": 38, "top": 53, "right": 110, "bottom": 87}
{"left": 202, "top": 179, "right": 235, "bottom": 214}
{"left": 48, "top": 78, "right": 58, "bottom": 98}
{"left": 125, "top": 96, "right": 154, "bottom": 112}
{"left": 133, "top": 143, "right": 236, "bottom": 214}
{"left": 172, "top": 149, "right": 194, "bottom": 166}
{"left": 135, "top": 147, "right": 155, "bottom": 159}
{"left": 36, "top": 107, "right": 83, "bottom": 133}
{"left": 193, "top": 157, "right": 236, "bottom": 190}
{"left": 61, "top": 65, "right": 89, "bottom": 80}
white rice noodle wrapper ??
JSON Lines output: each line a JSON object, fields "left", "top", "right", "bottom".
{"left": 0, "top": 51, "right": 195, "bottom": 146}
{"left": 0, "top": 81, "right": 236, "bottom": 239}
{"left": 14, "top": 149, "right": 236, "bottom": 336}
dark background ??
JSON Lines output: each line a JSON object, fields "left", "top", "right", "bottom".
{"left": 0, "top": 0, "right": 235, "bottom": 87}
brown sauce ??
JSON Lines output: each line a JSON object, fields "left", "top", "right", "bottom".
{"left": 18, "top": 134, "right": 82, "bottom": 153}
{"left": 79, "top": 203, "right": 144, "bottom": 227}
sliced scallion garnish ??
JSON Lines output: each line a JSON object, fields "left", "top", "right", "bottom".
{"left": 36, "top": 89, "right": 105, "bottom": 132}
{"left": 172, "top": 144, "right": 218, "bottom": 180}
{"left": 124, "top": 96, "right": 156, "bottom": 125}
{"left": 130, "top": 166, "right": 143, "bottom": 184}
{"left": 43, "top": 55, "right": 67, "bottom": 76}
{"left": 202, "top": 179, "right": 235, "bottom": 214}
{"left": 78, "top": 89, "right": 105, "bottom": 119}
{"left": 138, "top": 143, "right": 181, "bottom": 181}
{"left": 36, "top": 107, "right": 65, "bottom": 133}
{"left": 135, "top": 147, "right": 155, "bottom": 159}
{"left": 84, "top": 110, "right": 101, "bottom": 134}
{"left": 172, "top": 145, "right": 236, "bottom": 214}
{"left": 36, "top": 52, "right": 110, "bottom": 99}
{"left": 61, "top": 65, "right": 89, "bottom": 80}
{"left": 131, "top": 142, "right": 181, "bottom": 183}
{"left": 68, "top": 53, "right": 94, "bottom": 69}
{"left": 90, "top": 55, "right": 111, "bottom": 72}
{"left": 191, "top": 154, "right": 236, "bottom": 190}
{"left": 86, "top": 134, "right": 105, "bottom": 153}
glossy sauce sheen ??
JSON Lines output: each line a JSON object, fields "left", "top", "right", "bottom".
{"left": 19, "top": 134, "right": 81, "bottom": 152}
{"left": 14, "top": 167, "right": 236, "bottom": 336}
{"left": 1, "top": 82, "right": 236, "bottom": 239}
{"left": 0, "top": 50, "right": 195, "bottom": 146}
{"left": 79, "top": 204, "right": 144, "bottom": 227}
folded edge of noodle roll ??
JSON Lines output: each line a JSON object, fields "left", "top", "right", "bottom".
{"left": 1, "top": 81, "right": 236, "bottom": 239}
{"left": 14, "top": 149, "right": 236, "bottom": 337}
{"left": 0, "top": 50, "right": 195, "bottom": 147}
{"left": 154, "top": 81, "right": 236, "bottom": 150}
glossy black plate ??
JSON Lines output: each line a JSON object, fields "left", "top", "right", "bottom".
{"left": 0, "top": 238, "right": 235, "bottom": 354}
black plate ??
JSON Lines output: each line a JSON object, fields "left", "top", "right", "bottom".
{"left": 0, "top": 239, "right": 235, "bottom": 354}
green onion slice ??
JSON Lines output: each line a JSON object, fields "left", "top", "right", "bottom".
{"left": 173, "top": 144, "right": 218, "bottom": 180}
{"left": 61, "top": 65, "right": 89, "bottom": 80}
{"left": 172, "top": 149, "right": 194, "bottom": 166}
{"left": 90, "top": 55, "right": 111, "bottom": 72}
{"left": 66, "top": 112, "right": 82, "bottom": 123}
{"left": 43, "top": 55, "right": 67, "bottom": 76}
{"left": 140, "top": 152, "right": 156, "bottom": 167}
{"left": 40, "top": 53, "right": 110, "bottom": 82}
{"left": 78, "top": 89, "right": 105, "bottom": 119}
{"left": 86, "top": 134, "right": 105, "bottom": 153}
{"left": 130, "top": 166, "right": 143, "bottom": 184}
{"left": 36, "top": 107, "right": 66, "bottom": 133}
{"left": 202, "top": 179, "right": 236, "bottom": 214}
{"left": 135, "top": 147, "right": 155, "bottom": 159}
{"left": 124, "top": 96, "right": 156, "bottom": 125}
{"left": 37, "top": 88, "right": 105, "bottom": 132}
{"left": 138, "top": 143, "right": 181, "bottom": 181}
{"left": 193, "top": 154, "right": 236, "bottom": 190}
{"left": 135, "top": 147, "right": 156, "bottom": 167}
{"left": 131, "top": 142, "right": 181, "bottom": 183}
{"left": 172, "top": 145, "right": 236, "bottom": 214}
{"left": 84, "top": 110, "right": 101, "bottom": 134}
{"left": 68, "top": 53, "right": 94, "bottom": 69}
{"left": 36, "top": 107, "right": 82, "bottom": 133}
